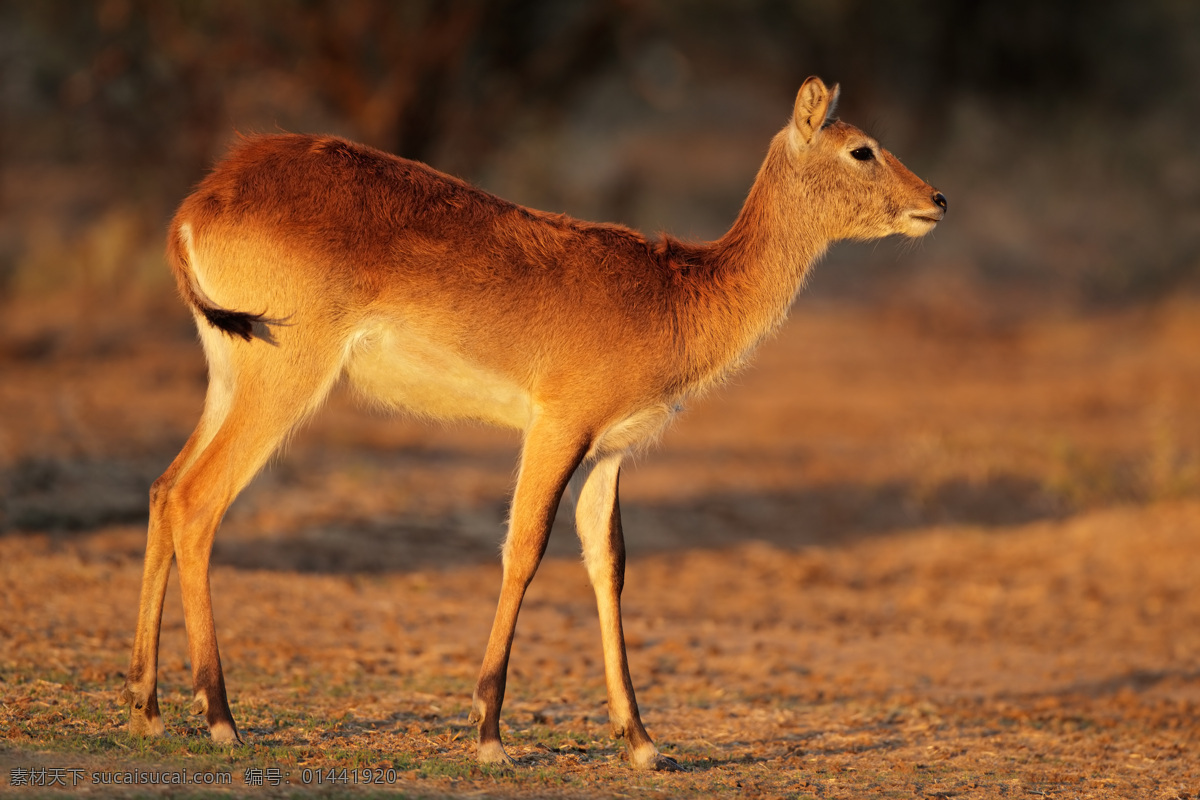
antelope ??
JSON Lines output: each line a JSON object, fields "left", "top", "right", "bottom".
{"left": 120, "top": 77, "right": 945, "bottom": 770}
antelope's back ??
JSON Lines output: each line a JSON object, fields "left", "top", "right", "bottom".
{"left": 174, "top": 134, "right": 686, "bottom": 426}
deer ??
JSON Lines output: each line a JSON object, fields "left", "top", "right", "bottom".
{"left": 119, "top": 77, "right": 945, "bottom": 770}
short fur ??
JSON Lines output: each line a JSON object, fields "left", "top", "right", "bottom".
{"left": 122, "top": 77, "right": 945, "bottom": 770}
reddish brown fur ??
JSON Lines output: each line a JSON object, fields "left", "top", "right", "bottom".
{"left": 124, "top": 77, "right": 944, "bottom": 769}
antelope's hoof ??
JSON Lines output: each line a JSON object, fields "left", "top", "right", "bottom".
{"left": 121, "top": 686, "right": 165, "bottom": 737}
{"left": 126, "top": 708, "right": 166, "bottom": 737}
{"left": 209, "top": 720, "right": 242, "bottom": 745}
{"left": 477, "top": 740, "right": 514, "bottom": 768}
{"left": 629, "top": 742, "right": 684, "bottom": 771}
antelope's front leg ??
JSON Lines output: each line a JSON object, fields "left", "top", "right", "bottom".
{"left": 575, "top": 454, "right": 681, "bottom": 771}
{"left": 469, "top": 420, "right": 587, "bottom": 766}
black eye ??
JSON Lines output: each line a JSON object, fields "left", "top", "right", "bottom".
{"left": 850, "top": 146, "right": 874, "bottom": 161}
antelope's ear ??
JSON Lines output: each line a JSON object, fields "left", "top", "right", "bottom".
{"left": 792, "top": 77, "right": 840, "bottom": 146}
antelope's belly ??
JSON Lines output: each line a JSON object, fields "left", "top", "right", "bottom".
{"left": 344, "top": 321, "right": 533, "bottom": 430}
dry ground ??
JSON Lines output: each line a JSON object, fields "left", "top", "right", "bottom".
{"left": 1, "top": 291, "right": 1199, "bottom": 798}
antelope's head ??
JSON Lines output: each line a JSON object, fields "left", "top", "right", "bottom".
{"left": 787, "top": 76, "right": 947, "bottom": 241}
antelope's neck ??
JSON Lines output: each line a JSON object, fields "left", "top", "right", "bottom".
{"left": 679, "top": 136, "right": 827, "bottom": 391}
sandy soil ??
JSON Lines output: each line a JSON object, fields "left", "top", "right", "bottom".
{"left": 1, "top": 292, "right": 1198, "bottom": 798}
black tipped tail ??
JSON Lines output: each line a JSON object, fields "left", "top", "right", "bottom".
{"left": 168, "top": 221, "right": 288, "bottom": 345}
{"left": 199, "top": 306, "right": 268, "bottom": 342}
{"left": 197, "top": 304, "right": 288, "bottom": 346}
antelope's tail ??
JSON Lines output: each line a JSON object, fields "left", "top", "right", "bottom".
{"left": 166, "top": 221, "right": 283, "bottom": 344}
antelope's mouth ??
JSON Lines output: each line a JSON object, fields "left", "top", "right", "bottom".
{"left": 906, "top": 210, "right": 943, "bottom": 225}
{"left": 899, "top": 210, "right": 943, "bottom": 237}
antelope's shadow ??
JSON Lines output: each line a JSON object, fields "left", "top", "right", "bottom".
{"left": 2, "top": 448, "right": 1066, "bottom": 573}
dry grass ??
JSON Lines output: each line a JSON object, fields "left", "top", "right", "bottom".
{"left": 2, "top": 292, "right": 1199, "bottom": 798}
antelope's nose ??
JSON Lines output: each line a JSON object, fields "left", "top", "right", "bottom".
{"left": 932, "top": 191, "right": 948, "bottom": 212}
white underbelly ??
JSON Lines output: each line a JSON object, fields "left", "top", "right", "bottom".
{"left": 344, "top": 321, "right": 534, "bottom": 430}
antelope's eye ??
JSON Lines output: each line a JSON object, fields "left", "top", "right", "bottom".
{"left": 850, "top": 146, "right": 874, "bottom": 161}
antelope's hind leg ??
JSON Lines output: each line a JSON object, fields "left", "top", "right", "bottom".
{"left": 575, "top": 454, "right": 681, "bottom": 770}
{"left": 123, "top": 322, "right": 344, "bottom": 743}
{"left": 121, "top": 426, "right": 211, "bottom": 737}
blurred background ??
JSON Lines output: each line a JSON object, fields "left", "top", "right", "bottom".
{"left": 2, "top": 0, "right": 1198, "bottom": 316}
{"left": 3, "top": 6, "right": 1199, "bottom": 784}
{"left": 2, "top": 0, "right": 1199, "bottom": 542}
